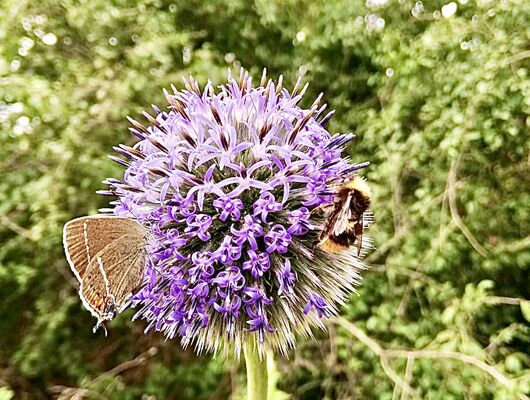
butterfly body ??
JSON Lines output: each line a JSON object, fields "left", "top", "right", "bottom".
{"left": 63, "top": 216, "right": 148, "bottom": 333}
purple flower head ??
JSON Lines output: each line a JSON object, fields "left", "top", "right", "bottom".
{"left": 215, "top": 235, "right": 242, "bottom": 264}
{"left": 185, "top": 214, "right": 212, "bottom": 241}
{"left": 213, "top": 196, "right": 243, "bottom": 221}
{"left": 213, "top": 266, "right": 246, "bottom": 291}
{"left": 264, "top": 224, "right": 291, "bottom": 254}
{"left": 189, "top": 251, "right": 215, "bottom": 282}
{"left": 277, "top": 259, "right": 296, "bottom": 297}
{"left": 287, "top": 207, "right": 312, "bottom": 235}
{"left": 231, "top": 215, "right": 264, "bottom": 251}
{"left": 103, "top": 69, "right": 371, "bottom": 356}
{"left": 304, "top": 292, "right": 331, "bottom": 318}
{"left": 253, "top": 192, "right": 282, "bottom": 222}
{"left": 242, "top": 249, "right": 270, "bottom": 279}
{"left": 243, "top": 286, "right": 273, "bottom": 307}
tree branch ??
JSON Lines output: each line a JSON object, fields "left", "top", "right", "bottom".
{"left": 447, "top": 155, "right": 488, "bottom": 257}
{"left": 334, "top": 318, "right": 529, "bottom": 400}
{"left": 333, "top": 318, "right": 418, "bottom": 398}
{"left": 49, "top": 347, "right": 158, "bottom": 399}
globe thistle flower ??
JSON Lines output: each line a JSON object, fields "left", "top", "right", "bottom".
{"left": 102, "top": 69, "right": 371, "bottom": 356}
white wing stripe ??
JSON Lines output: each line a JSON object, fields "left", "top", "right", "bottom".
{"left": 97, "top": 256, "right": 112, "bottom": 299}
{"left": 83, "top": 220, "right": 92, "bottom": 264}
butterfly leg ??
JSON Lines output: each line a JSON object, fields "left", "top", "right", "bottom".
{"left": 92, "top": 320, "right": 109, "bottom": 336}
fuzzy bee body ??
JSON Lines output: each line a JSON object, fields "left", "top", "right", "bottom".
{"left": 317, "top": 176, "right": 372, "bottom": 255}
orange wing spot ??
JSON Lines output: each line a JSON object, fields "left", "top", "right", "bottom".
{"left": 84, "top": 289, "right": 105, "bottom": 310}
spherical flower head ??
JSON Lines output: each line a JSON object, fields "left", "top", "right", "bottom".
{"left": 104, "top": 69, "right": 371, "bottom": 356}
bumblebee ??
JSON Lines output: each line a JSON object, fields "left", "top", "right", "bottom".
{"left": 316, "top": 176, "right": 372, "bottom": 255}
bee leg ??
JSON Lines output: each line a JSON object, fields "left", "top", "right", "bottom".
{"left": 355, "top": 215, "right": 364, "bottom": 257}
{"left": 310, "top": 205, "right": 323, "bottom": 215}
{"left": 310, "top": 203, "right": 334, "bottom": 215}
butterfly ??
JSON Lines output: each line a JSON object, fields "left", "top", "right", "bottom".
{"left": 63, "top": 216, "right": 148, "bottom": 334}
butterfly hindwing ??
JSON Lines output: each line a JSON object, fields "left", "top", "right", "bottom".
{"left": 80, "top": 234, "right": 147, "bottom": 320}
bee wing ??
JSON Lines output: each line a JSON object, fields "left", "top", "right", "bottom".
{"left": 332, "top": 192, "right": 353, "bottom": 236}
{"left": 318, "top": 192, "right": 353, "bottom": 243}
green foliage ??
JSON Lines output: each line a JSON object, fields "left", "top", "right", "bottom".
{"left": 0, "top": 388, "right": 14, "bottom": 400}
{"left": 1, "top": 0, "right": 529, "bottom": 399}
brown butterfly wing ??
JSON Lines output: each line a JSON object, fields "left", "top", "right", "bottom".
{"left": 79, "top": 233, "right": 147, "bottom": 322}
{"left": 79, "top": 253, "right": 115, "bottom": 322}
{"left": 102, "top": 233, "right": 148, "bottom": 306}
{"left": 63, "top": 216, "right": 145, "bottom": 282}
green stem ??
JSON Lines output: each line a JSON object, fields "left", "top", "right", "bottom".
{"left": 244, "top": 341, "right": 268, "bottom": 400}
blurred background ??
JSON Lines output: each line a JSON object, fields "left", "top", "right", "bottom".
{"left": 1, "top": 0, "right": 529, "bottom": 399}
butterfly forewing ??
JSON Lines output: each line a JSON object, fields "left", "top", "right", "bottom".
{"left": 63, "top": 216, "right": 145, "bottom": 282}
